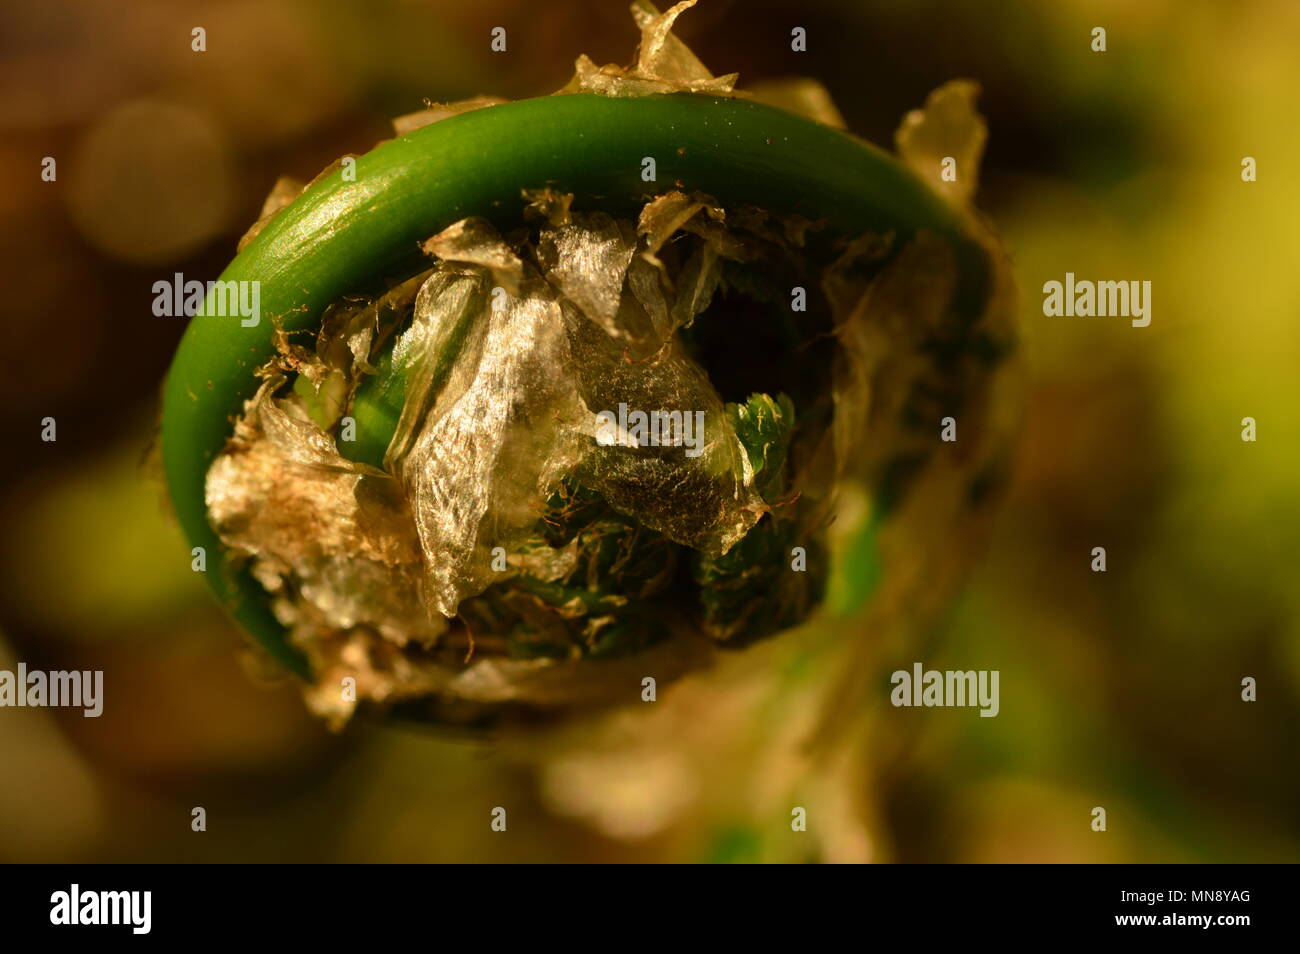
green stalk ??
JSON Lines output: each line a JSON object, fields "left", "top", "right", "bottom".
{"left": 161, "top": 92, "right": 986, "bottom": 676}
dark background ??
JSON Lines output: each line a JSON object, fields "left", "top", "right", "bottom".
{"left": 0, "top": 0, "right": 1296, "bottom": 862}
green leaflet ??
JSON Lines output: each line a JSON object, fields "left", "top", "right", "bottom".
{"left": 692, "top": 393, "right": 819, "bottom": 644}
{"left": 459, "top": 479, "right": 679, "bottom": 661}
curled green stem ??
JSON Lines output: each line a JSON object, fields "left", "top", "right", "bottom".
{"left": 161, "top": 92, "right": 986, "bottom": 676}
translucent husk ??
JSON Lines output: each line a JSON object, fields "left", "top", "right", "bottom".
{"left": 556, "top": 1, "right": 739, "bottom": 98}
{"left": 207, "top": 189, "right": 795, "bottom": 725}
{"left": 205, "top": 382, "right": 444, "bottom": 651}
{"left": 202, "top": 5, "right": 1019, "bottom": 851}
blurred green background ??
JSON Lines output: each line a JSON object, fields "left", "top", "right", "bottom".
{"left": 1, "top": 0, "right": 1297, "bottom": 862}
